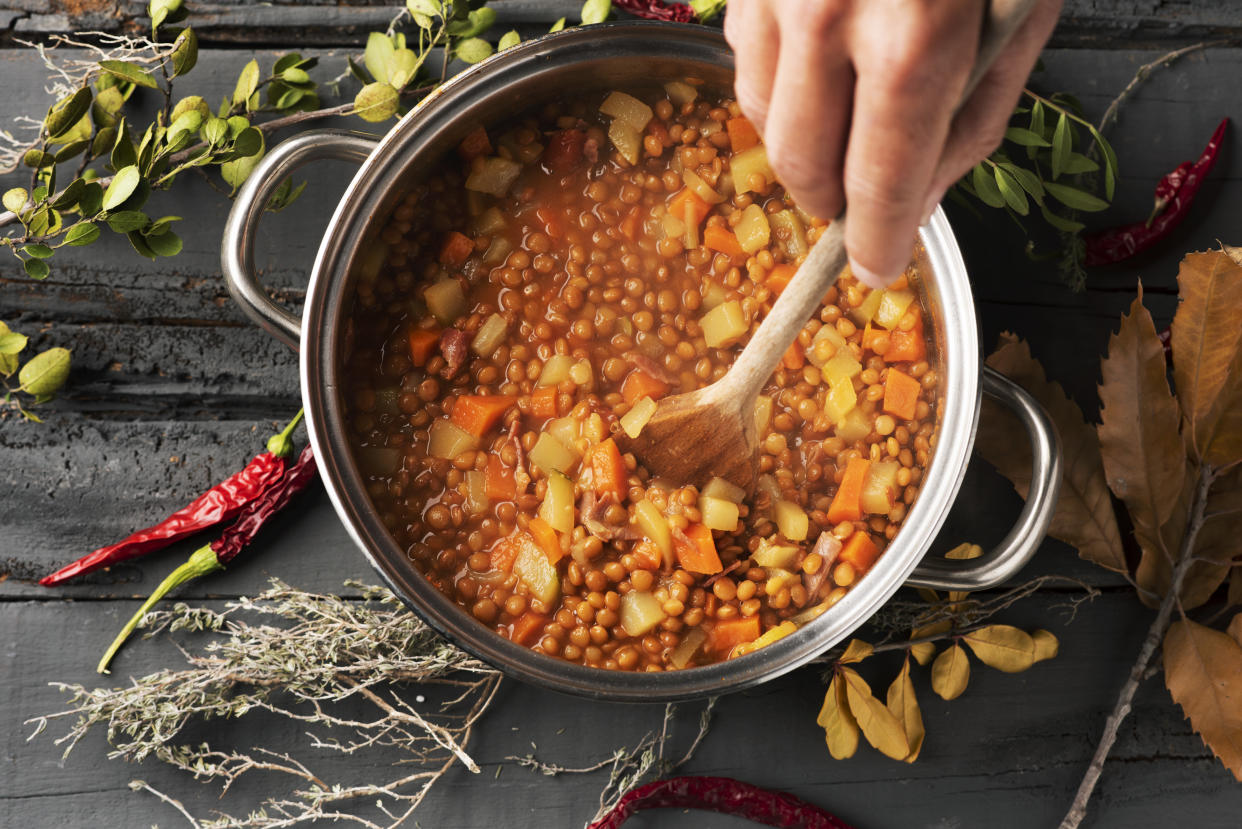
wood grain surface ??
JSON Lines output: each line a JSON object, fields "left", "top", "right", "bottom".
{"left": 2, "top": 8, "right": 1241, "bottom": 827}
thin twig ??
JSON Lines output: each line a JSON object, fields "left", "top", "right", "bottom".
{"left": 130, "top": 780, "right": 202, "bottom": 829}
{"left": 1097, "top": 42, "right": 1224, "bottom": 134}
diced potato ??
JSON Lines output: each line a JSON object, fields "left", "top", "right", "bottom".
{"left": 661, "top": 212, "right": 686, "bottom": 240}
{"left": 620, "top": 395, "right": 657, "bottom": 438}
{"left": 701, "top": 281, "right": 727, "bottom": 310}
{"left": 668, "top": 625, "right": 707, "bottom": 669}
{"left": 682, "top": 169, "right": 724, "bottom": 204}
{"left": 702, "top": 476, "right": 746, "bottom": 504}
{"left": 765, "top": 568, "right": 798, "bottom": 595}
{"left": 471, "top": 313, "right": 508, "bottom": 356}
{"left": 608, "top": 119, "right": 643, "bottom": 166}
{"left": 807, "top": 325, "right": 847, "bottom": 367}
{"left": 701, "top": 300, "right": 747, "bottom": 349}
{"left": 470, "top": 206, "right": 506, "bottom": 236}
{"left": 540, "top": 471, "right": 575, "bottom": 533}
{"left": 482, "top": 235, "right": 512, "bottom": 265}
{"left": 635, "top": 499, "right": 673, "bottom": 566}
{"left": 752, "top": 538, "right": 799, "bottom": 569}
{"left": 465, "top": 469, "right": 489, "bottom": 515}
{"left": 529, "top": 432, "right": 575, "bottom": 475}
{"left": 820, "top": 351, "right": 862, "bottom": 386}
{"left": 537, "top": 354, "right": 575, "bottom": 387}
{"left": 753, "top": 394, "right": 773, "bottom": 435}
{"left": 569, "top": 359, "right": 593, "bottom": 388}
{"left": 756, "top": 474, "right": 782, "bottom": 507}
{"left": 769, "top": 210, "right": 809, "bottom": 258}
{"left": 620, "top": 590, "right": 667, "bottom": 637}
{"left": 750, "top": 620, "right": 797, "bottom": 651}
{"left": 734, "top": 203, "right": 771, "bottom": 254}
{"left": 835, "top": 407, "right": 871, "bottom": 442}
{"left": 850, "top": 287, "right": 884, "bottom": 326}
{"left": 874, "top": 289, "right": 916, "bottom": 330}
{"left": 465, "top": 156, "right": 522, "bottom": 197}
{"left": 425, "top": 279, "right": 466, "bottom": 325}
{"left": 730, "top": 146, "right": 775, "bottom": 193}
{"left": 429, "top": 419, "right": 479, "bottom": 459}
{"left": 699, "top": 495, "right": 740, "bottom": 532}
{"left": 823, "top": 376, "right": 857, "bottom": 425}
{"left": 513, "top": 533, "right": 560, "bottom": 606}
{"left": 663, "top": 80, "right": 698, "bottom": 107}
{"left": 861, "top": 460, "right": 900, "bottom": 515}
{"left": 775, "top": 499, "right": 809, "bottom": 541}
{"left": 600, "top": 91, "right": 654, "bottom": 131}
{"left": 546, "top": 416, "right": 582, "bottom": 458}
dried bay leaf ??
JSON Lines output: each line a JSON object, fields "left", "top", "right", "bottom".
{"left": 931, "top": 643, "right": 971, "bottom": 700}
{"left": 1228, "top": 614, "right": 1242, "bottom": 650}
{"left": 817, "top": 671, "right": 859, "bottom": 760}
{"left": 979, "top": 333, "right": 1127, "bottom": 574}
{"left": 1164, "top": 618, "right": 1242, "bottom": 780}
{"left": 842, "top": 667, "right": 909, "bottom": 761}
{"left": 1032, "top": 629, "right": 1060, "bottom": 662}
{"left": 886, "top": 658, "right": 925, "bottom": 763}
{"left": 1170, "top": 250, "right": 1242, "bottom": 463}
{"left": 910, "top": 620, "right": 951, "bottom": 667}
{"left": 839, "top": 638, "right": 873, "bottom": 664}
{"left": 963, "top": 624, "right": 1036, "bottom": 673}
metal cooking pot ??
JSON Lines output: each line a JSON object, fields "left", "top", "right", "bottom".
{"left": 221, "top": 22, "right": 1060, "bottom": 701}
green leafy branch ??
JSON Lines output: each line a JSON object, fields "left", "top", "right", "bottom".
{"left": 0, "top": 321, "right": 71, "bottom": 422}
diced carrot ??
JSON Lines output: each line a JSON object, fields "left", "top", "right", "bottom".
{"left": 886, "top": 311, "right": 926, "bottom": 363}
{"left": 619, "top": 207, "right": 640, "bottom": 241}
{"left": 840, "top": 530, "right": 881, "bottom": 572}
{"left": 632, "top": 539, "right": 663, "bottom": 570}
{"left": 407, "top": 328, "right": 440, "bottom": 366}
{"left": 485, "top": 455, "right": 516, "bottom": 501}
{"left": 528, "top": 516, "right": 564, "bottom": 565}
{"left": 531, "top": 386, "right": 558, "bottom": 419}
{"left": 767, "top": 263, "right": 796, "bottom": 296}
{"left": 782, "top": 341, "right": 804, "bottom": 370}
{"left": 542, "top": 129, "right": 585, "bottom": 172}
{"left": 490, "top": 534, "right": 522, "bottom": 572}
{"left": 883, "top": 368, "right": 922, "bottom": 421}
{"left": 710, "top": 615, "right": 760, "bottom": 655}
{"left": 535, "top": 205, "right": 565, "bottom": 239}
{"left": 620, "top": 369, "right": 670, "bottom": 405}
{"left": 451, "top": 395, "right": 516, "bottom": 437}
{"left": 725, "top": 116, "right": 761, "bottom": 152}
{"left": 674, "top": 523, "right": 723, "bottom": 575}
{"left": 457, "top": 126, "right": 492, "bottom": 161}
{"left": 510, "top": 610, "right": 549, "bottom": 646}
{"left": 668, "top": 187, "right": 711, "bottom": 229}
{"left": 861, "top": 323, "right": 888, "bottom": 356}
{"left": 589, "top": 438, "right": 628, "bottom": 502}
{"left": 703, "top": 224, "right": 745, "bottom": 259}
{"left": 827, "top": 457, "right": 871, "bottom": 525}
{"left": 438, "top": 231, "right": 475, "bottom": 267}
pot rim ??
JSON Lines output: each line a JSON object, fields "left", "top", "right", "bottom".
{"left": 299, "top": 21, "right": 981, "bottom": 702}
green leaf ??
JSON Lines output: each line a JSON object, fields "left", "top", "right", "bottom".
{"left": 106, "top": 210, "right": 150, "bottom": 232}
{"left": 45, "top": 88, "right": 93, "bottom": 139}
{"left": 346, "top": 56, "right": 370, "bottom": 85}
{"left": 1044, "top": 180, "right": 1110, "bottom": 212}
{"left": 498, "top": 30, "right": 521, "bottom": 51}
{"left": 1000, "top": 162, "right": 1044, "bottom": 200}
{"left": 98, "top": 60, "right": 159, "bottom": 89}
{"left": 226, "top": 115, "right": 251, "bottom": 138}
{"left": 1060, "top": 152, "right": 1099, "bottom": 175}
{"left": 168, "top": 109, "right": 203, "bottom": 144}
{"left": 171, "top": 95, "right": 210, "bottom": 123}
{"left": 23, "top": 243, "right": 53, "bottom": 259}
{"left": 353, "top": 82, "right": 400, "bottom": 123}
{"left": 78, "top": 182, "right": 103, "bottom": 216}
{"left": 1004, "top": 126, "right": 1050, "bottom": 148}
{"left": 23, "top": 258, "right": 50, "bottom": 280}
{"left": 455, "top": 37, "right": 494, "bottom": 65}
{"left": 273, "top": 53, "right": 305, "bottom": 74}
{"left": 388, "top": 48, "right": 421, "bottom": 88}
{"left": 102, "top": 165, "right": 141, "bottom": 211}
{"left": 0, "top": 330, "right": 29, "bottom": 356}
{"left": 549, "top": 17, "right": 566, "bottom": 32}
{"left": 690, "top": 0, "right": 727, "bottom": 20}
{"left": 111, "top": 119, "right": 137, "bottom": 170}
{"left": 126, "top": 230, "right": 158, "bottom": 259}
{"left": 364, "top": 32, "right": 396, "bottom": 85}
{"left": 220, "top": 132, "right": 266, "bottom": 192}
{"left": 447, "top": 7, "right": 497, "bottom": 37}
{"left": 146, "top": 215, "right": 181, "bottom": 236}
{"left": 1028, "top": 99, "right": 1045, "bottom": 138}
{"left": 201, "top": 116, "right": 229, "bottom": 146}
{"left": 149, "top": 0, "right": 183, "bottom": 30}
{"left": 91, "top": 125, "right": 116, "bottom": 159}
{"left": 1050, "top": 112, "right": 1071, "bottom": 179}
{"left": 18, "top": 347, "right": 71, "bottom": 397}
{"left": 233, "top": 59, "right": 260, "bottom": 108}
{"left": 54, "top": 139, "right": 90, "bottom": 163}
{"left": 145, "top": 230, "right": 183, "bottom": 257}
{"left": 581, "top": 0, "right": 611, "bottom": 24}
{"left": 1089, "top": 125, "right": 1118, "bottom": 201}
{"left": 23, "top": 149, "right": 54, "bottom": 169}
{"left": 281, "top": 67, "right": 310, "bottom": 85}
{"left": 1039, "top": 204, "right": 1085, "bottom": 233}
{"left": 171, "top": 26, "right": 198, "bottom": 76}
{"left": 2, "top": 187, "right": 27, "bottom": 214}
{"left": 970, "top": 163, "right": 1005, "bottom": 209}
{"left": 407, "top": 0, "right": 442, "bottom": 18}
{"left": 64, "top": 222, "right": 101, "bottom": 246}
{"left": 231, "top": 127, "right": 263, "bottom": 158}
{"left": 266, "top": 178, "right": 307, "bottom": 212}
{"left": 91, "top": 86, "right": 125, "bottom": 128}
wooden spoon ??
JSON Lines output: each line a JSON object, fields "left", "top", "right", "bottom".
{"left": 620, "top": 0, "right": 1038, "bottom": 491}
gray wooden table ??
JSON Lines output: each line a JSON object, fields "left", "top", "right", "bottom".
{"left": 3, "top": 3, "right": 1242, "bottom": 827}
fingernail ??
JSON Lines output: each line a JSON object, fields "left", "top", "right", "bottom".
{"left": 851, "top": 261, "right": 892, "bottom": 289}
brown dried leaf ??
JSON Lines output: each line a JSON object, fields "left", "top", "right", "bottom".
{"left": 1164, "top": 618, "right": 1242, "bottom": 780}
{"left": 817, "top": 671, "right": 859, "bottom": 760}
{"left": 945, "top": 542, "right": 983, "bottom": 560}
{"left": 1180, "top": 466, "right": 1242, "bottom": 607}
{"left": 910, "top": 620, "right": 951, "bottom": 667}
{"left": 979, "top": 333, "right": 1127, "bottom": 574}
{"left": 1170, "top": 249, "right": 1242, "bottom": 465}
{"left": 1228, "top": 614, "right": 1242, "bottom": 650}
{"left": 1230, "top": 569, "right": 1242, "bottom": 610}
{"left": 839, "top": 638, "right": 873, "bottom": 664}
{"left": 842, "top": 667, "right": 909, "bottom": 761}
{"left": 962, "top": 624, "right": 1036, "bottom": 673}
{"left": 931, "top": 643, "right": 971, "bottom": 701}
{"left": 886, "top": 658, "right": 925, "bottom": 763}
{"left": 1133, "top": 464, "right": 1194, "bottom": 608}
{"left": 1032, "top": 629, "right": 1060, "bottom": 662}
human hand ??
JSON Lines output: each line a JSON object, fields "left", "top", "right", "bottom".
{"left": 725, "top": 0, "right": 1062, "bottom": 287}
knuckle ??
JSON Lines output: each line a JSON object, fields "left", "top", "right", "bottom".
{"left": 844, "top": 165, "right": 921, "bottom": 221}
{"left": 799, "top": 0, "right": 848, "bottom": 35}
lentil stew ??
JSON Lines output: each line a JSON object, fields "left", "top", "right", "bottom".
{"left": 342, "top": 82, "right": 940, "bottom": 672}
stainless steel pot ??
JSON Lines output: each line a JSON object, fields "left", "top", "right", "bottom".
{"left": 222, "top": 22, "right": 1060, "bottom": 701}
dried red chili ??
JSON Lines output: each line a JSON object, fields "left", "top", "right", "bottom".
{"left": 40, "top": 412, "right": 304, "bottom": 586}
{"left": 613, "top": 0, "right": 697, "bottom": 23}
{"left": 587, "top": 776, "right": 855, "bottom": 829}
{"left": 97, "top": 444, "right": 319, "bottom": 674}
{"left": 1084, "top": 118, "right": 1228, "bottom": 266}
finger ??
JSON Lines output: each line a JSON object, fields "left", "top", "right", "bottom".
{"left": 842, "top": 0, "right": 983, "bottom": 287}
{"left": 921, "top": 0, "right": 1064, "bottom": 221}
{"left": 760, "top": 5, "right": 854, "bottom": 220}
{"left": 726, "top": 0, "right": 781, "bottom": 133}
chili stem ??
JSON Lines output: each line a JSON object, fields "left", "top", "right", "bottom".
{"left": 268, "top": 409, "right": 305, "bottom": 457}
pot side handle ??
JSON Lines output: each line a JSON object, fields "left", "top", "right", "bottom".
{"left": 906, "top": 366, "right": 1062, "bottom": 591}
{"left": 221, "top": 129, "right": 379, "bottom": 351}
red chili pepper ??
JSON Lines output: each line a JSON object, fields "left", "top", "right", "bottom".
{"left": 97, "top": 444, "right": 319, "bottom": 674}
{"left": 613, "top": 0, "right": 697, "bottom": 23}
{"left": 40, "top": 411, "right": 305, "bottom": 586}
{"left": 1084, "top": 118, "right": 1228, "bottom": 266}
{"left": 587, "top": 776, "right": 855, "bottom": 829}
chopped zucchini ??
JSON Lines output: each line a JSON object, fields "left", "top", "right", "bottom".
{"left": 425, "top": 279, "right": 466, "bottom": 326}
{"left": 608, "top": 119, "right": 643, "bottom": 166}
{"left": 465, "top": 469, "right": 489, "bottom": 515}
{"left": 699, "top": 495, "right": 740, "bottom": 532}
{"left": 774, "top": 499, "right": 809, "bottom": 541}
{"left": 752, "top": 537, "right": 799, "bottom": 569}
{"left": 682, "top": 169, "right": 724, "bottom": 204}
{"left": 634, "top": 499, "right": 673, "bottom": 566}
{"left": 663, "top": 80, "right": 698, "bottom": 107}
{"left": 620, "top": 590, "right": 667, "bottom": 637}
{"left": 512, "top": 532, "right": 560, "bottom": 606}
{"left": 471, "top": 313, "right": 508, "bottom": 356}
{"left": 470, "top": 206, "right": 507, "bottom": 236}
{"left": 546, "top": 416, "right": 583, "bottom": 459}
{"left": 537, "top": 354, "right": 575, "bottom": 387}
{"left": 668, "top": 625, "right": 707, "bottom": 669}
{"left": 730, "top": 145, "right": 775, "bottom": 193}
{"left": 540, "top": 471, "right": 575, "bottom": 533}
{"left": 861, "top": 460, "right": 900, "bottom": 514}
{"left": 734, "top": 203, "right": 771, "bottom": 253}
{"left": 428, "top": 419, "right": 479, "bottom": 460}
{"left": 769, "top": 210, "right": 809, "bottom": 258}
{"left": 465, "top": 156, "right": 522, "bottom": 197}
{"left": 482, "top": 235, "right": 512, "bottom": 265}
{"left": 529, "top": 432, "right": 575, "bottom": 475}
{"left": 701, "top": 300, "right": 747, "bottom": 349}
{"left": 620, "top": 395, "right": 657, "bottom": 438}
